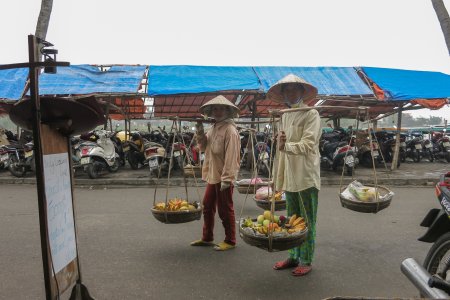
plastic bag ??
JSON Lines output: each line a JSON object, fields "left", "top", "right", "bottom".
{"left": 255, "top": 186, "right": 273, "bottom": 200}
{"left": 236, "top": 178, "right": 263, "bottom": 185}
{"left": 250, "top": 177, "right": 263, "bottom": 184}
{"left": 345, "top": 180, "right": 379, "bottom": 202}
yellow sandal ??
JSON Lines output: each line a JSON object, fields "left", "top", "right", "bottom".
{"left": 213, "top": 242, "right": 236, "bottom": 251}
{"left": 190, "top": 239, "right": 214, "bottom": 246}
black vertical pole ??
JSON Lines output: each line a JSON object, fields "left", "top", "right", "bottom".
{"left": 28, "top": 34, "right": 52, "bottom": 300}
{"left": 251, "top": 101, "right": 257, "bottom": 129}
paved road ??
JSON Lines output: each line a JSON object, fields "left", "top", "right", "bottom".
{"left": 0, "top": 158, "right": 448, "bottom": 182}
{"left": 0, "top": 184, "right": 441, "bottom": 299}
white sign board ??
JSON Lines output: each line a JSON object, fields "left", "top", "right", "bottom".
{"left": 43, "top": 153, "right": 77, "bottom": 274}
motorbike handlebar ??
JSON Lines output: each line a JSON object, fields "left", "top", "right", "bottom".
{"left": 428, "top": 276, "right": 450, "bottom": 295}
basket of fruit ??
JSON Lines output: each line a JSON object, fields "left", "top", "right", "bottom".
{"left": 339, "top": 181, "right": 394, "bottom": 214}
{"left": 239, "top": 211, "right": 308, "bottom": 252}
{"left": 253, "top": 191, "right": 286, "bottom": 211}
{"left": 151, "top": 198, "right": 202, "bottom": 224}
{"left": 183, "top": 164, "right": 202, "bottom": 178}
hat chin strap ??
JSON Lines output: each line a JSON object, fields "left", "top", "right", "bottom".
{"left": 284, "top": 96, "right": 303, "bottom": 108}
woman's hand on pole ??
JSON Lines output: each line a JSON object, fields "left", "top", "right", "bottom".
{"left": 220, "top": 181, "right": 231, "bottom": 191}
{"left": 278, "top": 131, "right": 286, "bottom": 151}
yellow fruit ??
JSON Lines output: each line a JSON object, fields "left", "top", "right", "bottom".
{"left": 294, "top": 225, "right": 306, "bottom": 232}
{"left": 289, "top": 214, "right": 297, "bottom": 226}
{"left": 188, "top": 205, "right": 196, "bottom": 210}
{"left": 292, "top": 217, "right": 304, "bottom": 227}
{"left": 155, "top": 203, "right": 166, "bottom": 210}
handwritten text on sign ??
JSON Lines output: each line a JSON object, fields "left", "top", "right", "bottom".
{"left": 43, "top": 153, "right": 76, "bottom": 274}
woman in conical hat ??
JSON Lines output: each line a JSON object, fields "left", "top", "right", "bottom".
{"left": 269, "top": 74, "right": 321, "bottom": 276}
{"left": 190, "top": 95, "right": 241, "bottom": 251}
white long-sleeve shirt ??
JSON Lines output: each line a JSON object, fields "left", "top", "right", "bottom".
{"left": 274, "top": 103, "right": 322, "bottom": 192}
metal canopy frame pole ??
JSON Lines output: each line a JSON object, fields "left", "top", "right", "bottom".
{"left": 391, "top": 104, "right": 403, "bottom": 171}
{"left": 251, "top": 101, "right": 257, "bottom": 129}
{"left": 28, "top": 34, "right": 53, "bottom": 300}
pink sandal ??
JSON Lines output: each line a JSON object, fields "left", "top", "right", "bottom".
{"left": 273, "top": 259, "right": 299, "bottom": 270}
{"left": 291, "top": 265, "right": 312, "bottom": 276}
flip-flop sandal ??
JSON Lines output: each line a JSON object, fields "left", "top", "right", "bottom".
{"left": 292, "top": 265, "right": 312, "bottom": 276}
{"left": 273, "top": 259, "right": 299, "bottom": 270}
{"left": 190, "top": 239, "right": 214, "bottom": 246}
{"left": 213, "top": 242, "right": 236, "bottom": 251}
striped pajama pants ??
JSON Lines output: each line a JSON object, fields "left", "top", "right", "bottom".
{"left": 285, "top": 187, "right": 319, "bottom": 265}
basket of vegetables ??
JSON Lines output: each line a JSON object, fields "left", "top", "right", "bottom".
{"left": 339, "top": 181, "right": 394, "bottom": 214}
{"left": 239, "top": 210, "right": 308, "bottom": 252}
{"left": 151, "top": 198, "right": 202, "bottom": 224}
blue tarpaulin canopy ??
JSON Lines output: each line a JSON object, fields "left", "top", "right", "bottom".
{"left": 362, "top": 67, "right": 450, "bottom": 100}
{"left": 148, "top": 65, "right": 262, "bottom": 96}
{"left": 0, "top": 68, "right": 28, "bottom": 100}
{"left": 38, "top": 64, "right": 147, "bottom": 95}
{"left": 147, "top": 65, "right": 373, "bottom": 96}
{"left": 253, "top": 66, "right": 373, "bottom": 96}
{"left": 148, "top": 65, "right": 378, "bottom": 117}
{"left": 2, "top": 64, "right": 450, "bottom": 119}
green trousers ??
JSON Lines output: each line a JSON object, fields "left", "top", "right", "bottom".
{"left": 285, "top": 187, "right": 319, "bottom": 265}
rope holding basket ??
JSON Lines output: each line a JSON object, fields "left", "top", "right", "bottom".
{"left": 151, "top": 118, "right": 203, "bottom": 224}
{"left": 238, "top": 115, "right": 308, "bottom": 252}
{"left": 338, "top": 109, "right": 394, "bottom": 214}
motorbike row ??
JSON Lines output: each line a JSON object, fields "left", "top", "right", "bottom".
{"left": 319, "top": 128, "right": 450, "bottom": 176}
{"left": 0, "top": 127, "right": 203, "bottom": 179}
{"left": 1, "top": 127, "right": 449, "bottom": 179}
{"left": 238, "top": 127, "right": 450, "bottom": 178}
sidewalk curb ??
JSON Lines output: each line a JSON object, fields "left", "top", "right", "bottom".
{"left": 0, "top": 176, "right": 439, "bottom": 188}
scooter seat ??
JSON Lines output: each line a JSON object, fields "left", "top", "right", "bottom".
{"left": 322, "top": 132, "right": 341, "bottom": 142}
{"left": 323, "top": 141, "right": 341, "bottom": 153}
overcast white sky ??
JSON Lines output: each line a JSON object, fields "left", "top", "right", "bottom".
{"left": 1, "top": 0, "right": 449, "bottom": 119}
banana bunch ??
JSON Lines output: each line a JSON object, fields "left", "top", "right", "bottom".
{"left": 284, "top": 214, "right": 306, "bottom": 233}
{"left": 255, "top": 223, "right": 283, "bottom": 235}
{"left": 273, "top": 191, "right": 283, "bottom": 201}
{"left": 154, "top": 198, "right": 196, "bottom": 211}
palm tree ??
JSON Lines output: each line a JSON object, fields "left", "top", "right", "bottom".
{"left": 431, "top": 0, "right": 450, "bottom": 55}
{"left": 35, "top": 0, "right": 53, "bottom": 61}
{"left": 35, "top": 0, "right": 53, "bottom": 40}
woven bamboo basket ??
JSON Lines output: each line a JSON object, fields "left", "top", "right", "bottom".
{"left": 151, "top": 203, "right": 202, "bottom": 224}
{"left": 236, "top": 182, "right": 272, "bottom": 194}
{"left": 239, "top": 219, "right": 308, "bottom": 252}
{"left": 253, "top": 196, "right": 286, "bottom": 211}
{"left": 183, "top": 165, "right": 202, "bottom": 178}
{"left": 339, "top": 184, "right": 393, "bottom": 214}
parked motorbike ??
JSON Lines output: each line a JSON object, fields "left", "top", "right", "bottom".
{"left": 357, "top": 137, "right": 382, "bottom": 168}
{"left": 79, "top": 130, "right": 120, "bottom": 179}
{"left": 7, "top": 141, "right": 35, "bottom": 177}
{"left": 320, "top": 128, "right": 357, "bottom": 176}
{"left": 126, "top": 132, "right": 150, "bottom": 170}
{"left": 375, "top": 131, "right": 406, "bottom": 167}
{"left": 0, "top": 129, "right": 10, "bottom": 170}
{"left": 401, "top": 172, "right": 450, "bottom": 298}
{"left": 111, "top": 132, "right": 126, "bottom": 167}
{"left": 421, "top": 136, "right": 435, "bottom": 162}
{"left": 0, "top": 145, "right": 10, "bottom": 170}
{"left": 431, "top": 132, "right": 450, "bottom": 162}
{"left": 405, "top": 132, "right": 423, "bottom": 162}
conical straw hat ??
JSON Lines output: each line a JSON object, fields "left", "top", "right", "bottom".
{"left": 199, "top": 95, "right": 239, "bottom": 118}
{"left": 266, "top": 74, "right": 318, "bottom": 103}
